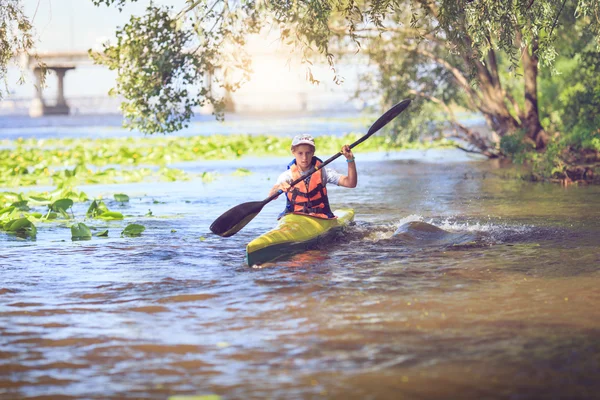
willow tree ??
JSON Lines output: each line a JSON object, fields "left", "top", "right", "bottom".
{"left": 90, "top": 0, "right": 600, "bottom": 158}
{"left": 0, "top": 0, "right": 41, "bottom": 99}
{"left": 346, "top": 0, "right": 600, "bottom": 157}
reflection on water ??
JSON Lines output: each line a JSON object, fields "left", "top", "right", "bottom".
{"left": 1, "top": 148, "right": 600, "bottom": 399}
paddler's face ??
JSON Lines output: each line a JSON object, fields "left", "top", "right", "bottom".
{"left": 292, "top": 144, "right": 315, "bottom": 171}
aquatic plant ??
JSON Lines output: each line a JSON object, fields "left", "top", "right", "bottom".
{"left": 1, "top": 189, "right": 145, "bottom": 242}
{"left": 0, "top": 133, "right": 449, "bottom": 188}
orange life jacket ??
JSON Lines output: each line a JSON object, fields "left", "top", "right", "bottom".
{"left": 281, "top": 157, "right": 335, "bottom": 220}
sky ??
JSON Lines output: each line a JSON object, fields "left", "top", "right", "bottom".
{"left": 6, "top": 0, "right": 364, "bottom": 112}
{"left": 21, "top": 0, "right": 192, "bottom": 52}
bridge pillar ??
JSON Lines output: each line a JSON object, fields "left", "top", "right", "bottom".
{"left": 29, "top": 66, "right": 75, "bottom": 117}
{"left": 29, "top": 67, "right": 45, "bottom": 117}
{"left": 223, "top": 90, "right": 235, "bottom": 113}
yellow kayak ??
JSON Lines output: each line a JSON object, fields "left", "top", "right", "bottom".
{"left": 246, "top": 209, "right": 355, "bottom": 266}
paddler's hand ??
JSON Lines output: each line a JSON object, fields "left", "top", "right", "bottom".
{"left": 341, "top": 144, "right": 354, "bottom": 161}
{"left": 279, "top": 181, "right": 292, "bottom": 193}
{"left": 270, "top": 182, "right": 292, "bottom": 198}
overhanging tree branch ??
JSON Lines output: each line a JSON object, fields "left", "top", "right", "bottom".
{"left": 407, "top": 89, "right": 500, "bottom": 157}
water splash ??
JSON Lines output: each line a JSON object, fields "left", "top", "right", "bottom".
{"left": 338, "top": 214, "right": 549, "bottom": 250}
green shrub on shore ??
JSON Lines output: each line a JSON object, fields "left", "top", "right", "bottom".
{"left": 500, "top": 51, "right": 600, "bottom": 184}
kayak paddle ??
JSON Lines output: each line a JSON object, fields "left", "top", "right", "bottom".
{"left": 209, "top": 98, "right": 412, "bottom": 237}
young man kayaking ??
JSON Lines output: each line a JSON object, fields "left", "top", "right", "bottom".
{"left": 269, "top": 134, "right": 357, "bottom": 219}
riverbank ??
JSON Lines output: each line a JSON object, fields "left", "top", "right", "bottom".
{"left": 549, "top": 147, "right": 600, "bottom": 185}
{"left": 517, "top": 147, "right": 600, "bottom": 186}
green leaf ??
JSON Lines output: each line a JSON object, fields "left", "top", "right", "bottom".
{"left": 11, "top": 200, "right": 30, "bottom": 211}
{"left": 29, "top": 195, "right": 50, "bottom": 202}
{"left": 71, "top": 222, "right": 92, "bottom": 241}
{"left": 0, "top": 206, "right": 15, "bottom": 216}
{"left": 114, "top": 193, "right": 130, "bottom": 202}
{"left": 95, "top": 229, "right": 109, "bottom": 237}
{"left": 122, "top": 223, "right": 145, "bottom": 237}
{"left": 96, "top": 211, "right": 124, "bottom": 220}
{"left": 87, "top": 200, "right": 111, "bottom": 218}
{"left": 50, "top": 198, "right": 74, "bottom": 212}
{"left": 44, "top": 211, "right": 58, "bottom": 220}
{"left": 232, "top": 168, "right": 252, "bottom": 176}
{"left": 86, "top": 200, "right": 99, "bottom": 217}
{"left": 4, "top": 217, "right": 36, "bottom": 238}
{"left": 4, "top": 218, "right": 29, "bottom": 231}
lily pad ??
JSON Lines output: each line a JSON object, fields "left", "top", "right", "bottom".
{"left": 4, "top": 217, "right": 36, "bottom": 238}
{"left": 28, "top": 195, "right": 51, "bottom": 202}
{"left": 0, "top": 206, "right": 15, "bottom": 216}
{"left": 114, "top": 193, "right": 130, "bottom": 203}
{"left": 44, "top": 211, "right": 58, "bottom": 220}
{"left": 50, "top": 198, "right": 73, "bottom": 213}
{"left": 232, "top": 168, "right": 252, "bottom": 176}
{"left": 11, "top": 200, "right": 30, "bottom": 211}
{"left": 87, "top": 200, "right": 114, "bottom": 218}
{"left": 71, "top": 222, "right": 92, "bottom": 241}
{"left": 122, "top": 223, "right": 145, "bottom": 237}
{"left": 97, "top": 211, "right": 124, "bottom": 220}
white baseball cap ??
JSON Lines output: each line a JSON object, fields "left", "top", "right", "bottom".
{"left": 291, "top": 134, "right": 315, "bottom": 148}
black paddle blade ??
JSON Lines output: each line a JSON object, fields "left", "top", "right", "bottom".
{"left": 367, "top": 99, "right": 411, "bottom": 135}
{"left": 348, "top": 99, "right": 411, "bottom": 150}
{"left": 210, "top": 200, "right": 266, "bottom": 237}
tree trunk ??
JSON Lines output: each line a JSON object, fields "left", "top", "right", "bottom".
{"left": 471, "top": 52, "right": 521, "bottom": 150}
{"left": 522, "top": 41, "right": 549, "bottom": 150}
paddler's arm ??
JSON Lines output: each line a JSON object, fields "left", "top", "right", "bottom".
{"left": 337, "top": 144, "right": 357, "bottom": 188}
{"left": 269, "top": 180, "right": 291, "bottom": 198}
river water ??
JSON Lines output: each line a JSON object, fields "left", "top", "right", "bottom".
{"left": 1, "top": 116, "right": 599, "bottom": 399}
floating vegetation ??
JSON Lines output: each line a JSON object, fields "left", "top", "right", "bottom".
{"left": 3, "top": 217, "right": 37, "bottom": 239}
{"left": 0, "top": 132, "right": 452, "bottom": 241}
{"left": 122, "top": 223, "right": 145, "bottom": 237}
{"left": 114, "top": 193, "right": 130, "bottom": 203}
{"left": 0, "top": 189, "right": 145, "bottom": 242}
{"left": 0, "top": 134, "right": 452, "bottom": 187}
{"left": 71, "top": 222, "right": 92, "bottom": 241}
{"left": 87, "top": 199, "right": 124, "bottom": 220}
{"left": 232, "top": 168, "right": 252, "bottom": 176}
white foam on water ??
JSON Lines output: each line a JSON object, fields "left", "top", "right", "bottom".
{"left": 348, "top": 214, "right": 535, "bottom": 245}
{"left": 433, "top": 218, "right": 495, "bottom": 233}
{"left": 433, "top": 217, "right": 531, "bottom": 233}
{"left": 427, "top": 217, "right": 535, "bottom": 245}
{"left": 396, "top": 214, "right": 425, "bottom": 225}
{"left": 354, "top": 214, "right": 426, "bottom": 241}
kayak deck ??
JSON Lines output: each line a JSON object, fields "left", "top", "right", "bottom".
{"left": 246, "top": 209, "right": 355, "bottom": 266}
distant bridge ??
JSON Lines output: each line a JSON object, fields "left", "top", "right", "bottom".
{"left": 21, "top": 51, "right": 91, "bottom": 117}
{"left": 0, "top": 95, "right": 122, "bottom": 116}
{"left": 15, "top": 49, "right": 363, "bottom": 117}
{"left": 1, "top": 91, "right": 359, "bottom": 118}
